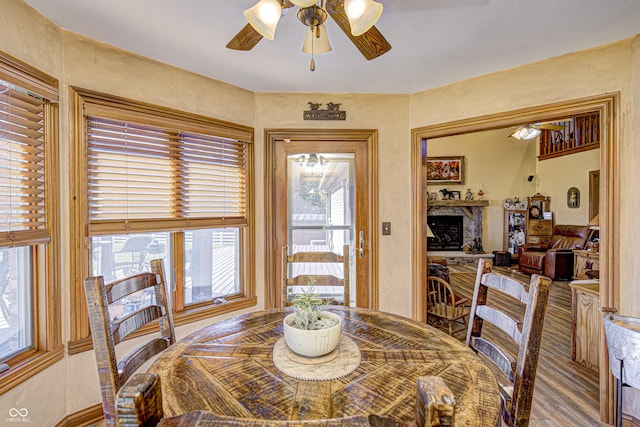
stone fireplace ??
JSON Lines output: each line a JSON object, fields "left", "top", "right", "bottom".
{"left": 427, "top": 200, "right": 488, "bottom": 252}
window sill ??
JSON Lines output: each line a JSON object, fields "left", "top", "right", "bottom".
{"left": 66, "top": 296, "right": 258, "bottom": 355}
{"left": 0, "top": 346, "right": 65, "bottom": 394}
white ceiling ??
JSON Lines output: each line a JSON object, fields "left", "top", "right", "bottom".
{"left": 22, "top": 0, "right": 640, "bottom": 94}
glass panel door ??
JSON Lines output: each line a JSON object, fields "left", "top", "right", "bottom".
{"left": 287, "top": 153, "right": 355, "bottom": 305}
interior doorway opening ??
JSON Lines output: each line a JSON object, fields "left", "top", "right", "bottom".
{"left": 411, "top": 93, "right": 619, "bottom": 423}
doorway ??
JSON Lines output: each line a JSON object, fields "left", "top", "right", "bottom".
{"left": 265, "top": 129, "right": 379, "bottom": 309}
{"left": 411, "top": 93, "right": 619, "bottom": 423}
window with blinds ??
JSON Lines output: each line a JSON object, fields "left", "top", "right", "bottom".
{"left": 71, "top": 88, "right": 255, "bottom": 339}
{"left": 0, "top": 51, "right": 62, "bottom": 391}
{"left": 86, "top": 117, "right": 247, "bottom": 233}
{"left": 0, "top": 81, "right": 48, "bottom": 247}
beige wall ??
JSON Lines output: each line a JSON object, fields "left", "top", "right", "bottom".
{"left": 410, "top": 36, "right": 636, "bottom": 309}
{"left": 1, "top": 0, "right": 639, "bottom": 423}
{"left": 536, "top": 149, "right": 600, "bottom": 225}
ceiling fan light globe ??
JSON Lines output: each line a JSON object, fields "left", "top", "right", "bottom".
{"left": 289, "top": 0, "right": 318, "bottom": 7}
{"left": 302, "top": 24, "right": 332, "bottom": 53}
{"left": 244, "top": 0, "right": 282, "bottom": 40}
{"left": 344, "top": 0, "right": 383, "bottom": 36}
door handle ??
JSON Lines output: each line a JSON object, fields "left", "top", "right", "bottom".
{"left": 359, "top": 230, "right": 365, "bottom": 259}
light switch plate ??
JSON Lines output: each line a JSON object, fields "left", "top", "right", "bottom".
{"left": 382, "top": 222, "right": 391, "bottom": 235}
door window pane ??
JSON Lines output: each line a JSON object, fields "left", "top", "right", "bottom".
{"left": 185, "top": 228, "right": 240, "bottom": 305}
{"left": 286, "top": 153, "right": 354, "bottom": 303}
{"left": 0, "top": 247, "right": 32, "bottom": 362}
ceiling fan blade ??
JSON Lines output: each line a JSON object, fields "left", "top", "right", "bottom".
{"left": 537, "top": 123, "right": 566, "bottom": 131}
{"left": 226, "top": 23, "right": 264, "bottom": 51}
{"left": 326, "top": 2, "right": 391, "bottom": 60}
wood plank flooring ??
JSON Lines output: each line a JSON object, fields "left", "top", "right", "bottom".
{"left": 435, "top": 263, "right": 608, "bottom": 427}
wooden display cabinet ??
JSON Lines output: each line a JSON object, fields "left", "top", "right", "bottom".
{"left": 503, "top": 207, "right": 527, "bottom": 255}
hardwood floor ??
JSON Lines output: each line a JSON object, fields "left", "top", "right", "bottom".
{"left": 434, "top": 262, "right": 608, "bottom": 427}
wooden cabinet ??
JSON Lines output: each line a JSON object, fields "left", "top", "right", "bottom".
{"left": 569, "top": 281, "right": 600, "bottom": 372}
{"left": 573, "top": 250, "right": 600, "bottom": 279}
{"left": 526, "top": 219, "right": 553, "bottom": 246}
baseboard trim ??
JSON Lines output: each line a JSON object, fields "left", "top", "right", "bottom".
{"left": 55, "top": 403, "right": 103, "bottom": 427}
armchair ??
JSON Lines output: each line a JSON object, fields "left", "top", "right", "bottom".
{"left": 518, "top": 224, "right": 589, "bottom": 280}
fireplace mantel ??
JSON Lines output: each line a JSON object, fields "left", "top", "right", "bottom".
{"left": 427, "top": 200, "right": 488, "bottom": 220}
{"left": 427, "top": 200, "right": 489, "bottom": 207}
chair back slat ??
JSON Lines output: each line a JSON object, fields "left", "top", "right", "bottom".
{"left": 281, "top": 245, "right": 350, "bottom": 308}
{"left": 474, "top": 305, "right": 522, "bottom": 344}
{"left": 112, "top": 306, "right": 166, "bottom": 343}
{"left": 470, "top": 336, "right": 517, "bottom": 382}
{"left": 118, "top": 338, "right": 171, "bottom": 380}
{"left": 479, "top": 272, "right": 529, "bottom": 304}
{"left": 286, "top": 275, "right": 342, "bottom": 286}
{"left": 288, "top": 251, "right": 343, "bottom": 263}
{"left": 85, "top": 258, "right": 175, "bottom": 427}
{"left": 465, "top": 258, "right": 550, "bottom": 427}
{"left": 106, "top": 272, "right": 160, "bottom": 304}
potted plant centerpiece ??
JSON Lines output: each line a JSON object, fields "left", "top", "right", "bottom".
{"left": 283, "top": 282, "right": 342, "bottom": 357}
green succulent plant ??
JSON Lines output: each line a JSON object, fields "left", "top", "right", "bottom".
{"left": 289, "top": 278, "right": 339, "bottom": 330}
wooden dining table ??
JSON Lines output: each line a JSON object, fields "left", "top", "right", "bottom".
{"left": 148, "top": 307, "right": 500, "bottom": 425}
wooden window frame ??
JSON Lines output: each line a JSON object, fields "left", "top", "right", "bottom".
{"left": 0, "top": 51, "right": 63, "bottom": 394}
{"left": 68, "top": 88, "right": 256, "bottom": 353}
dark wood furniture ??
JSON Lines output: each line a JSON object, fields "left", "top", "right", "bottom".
{"left": 146, "top": 307, "right": 500, "bottom": 425}
{"left": 281, "top": 245, "right": 350, "bottom": 307}
{"left": 466, "top": 259, "right": 551, "bottom": 427}
{"left": 426, "top": 276, "right": 469, "bottom": 336}
{"left": 116, "top": 372, "right": 457, "bottom": 427}
{"left": 518, "top": 224, "right": 589, "bottom": 280}
{"left": 569, "top": 280, "right": 600, "bottom": 372}
{"left": 84, "top": 258, "right": 175, "bottom": 427}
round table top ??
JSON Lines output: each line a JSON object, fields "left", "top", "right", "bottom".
{"left": 149, "top": 307, "right": 499, "bottom": 426}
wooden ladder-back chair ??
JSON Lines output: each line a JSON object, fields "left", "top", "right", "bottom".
{"left": 281, "top": 245, "right": 350, "bottom": 308}
{"left": 117, "top": 372, "right": 455, "bottom": 427}
{"left": 465, "top": 258, "right": 551, "bottom": 427}
{"left": 426, "top": 275, "right": 470, "bottom": 336}
{"left": 84, "top": 258, "right": 176, "bottom": 427}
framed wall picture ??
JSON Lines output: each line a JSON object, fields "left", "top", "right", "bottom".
{"left": 567, "top": 187, "right": 580, "bottom": 208}
{"left": 425, "top": 156, "right": 465, "bottom": 184}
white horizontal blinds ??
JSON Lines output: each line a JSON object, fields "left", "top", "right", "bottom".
{"left": 0, "top": 80, "right": 48, "bottom": 247}
{"left": 87, "top": 118, "right": 174, "bottom": 222}
{"left": 181, "top": 132, "right": 246, "bottom": 220}
{"left": 86, "top": 116, "right": 247, "bottom": 234}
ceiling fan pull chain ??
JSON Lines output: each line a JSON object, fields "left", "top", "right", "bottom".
{"left": 310, "top": 27, "right": 316, "bottom": 71}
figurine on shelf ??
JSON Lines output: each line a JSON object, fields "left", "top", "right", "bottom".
{"left": 477, "top": 187, "right": 485, "bottom": 200}
{"left": 465, "top": 189, "right": 474, "bottom": 200}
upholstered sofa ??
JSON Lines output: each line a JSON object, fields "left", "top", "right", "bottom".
{"left": 518, "top": 224, "right": 589, "bottom": 280}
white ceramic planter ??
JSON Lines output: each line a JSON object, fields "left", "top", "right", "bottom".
{"left": 283, "top": 311, "right": 342, "bottom": 357}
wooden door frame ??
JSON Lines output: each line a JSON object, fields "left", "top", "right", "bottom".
{"left": 265, "top": 128, "right": 379, "bottom": 310}
{"left": 411, "top": 93, "right": 619, "bottom": 423}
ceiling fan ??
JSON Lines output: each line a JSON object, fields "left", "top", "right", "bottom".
{"left": 227, "top": 0, "right": 392, "bottom": 71}
{"left": 509, "top": 122, "right": 567, "bottom": 140}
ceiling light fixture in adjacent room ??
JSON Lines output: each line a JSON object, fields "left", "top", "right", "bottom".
{"left": 509, "top": 125, "right": 541, "bottom": 140}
